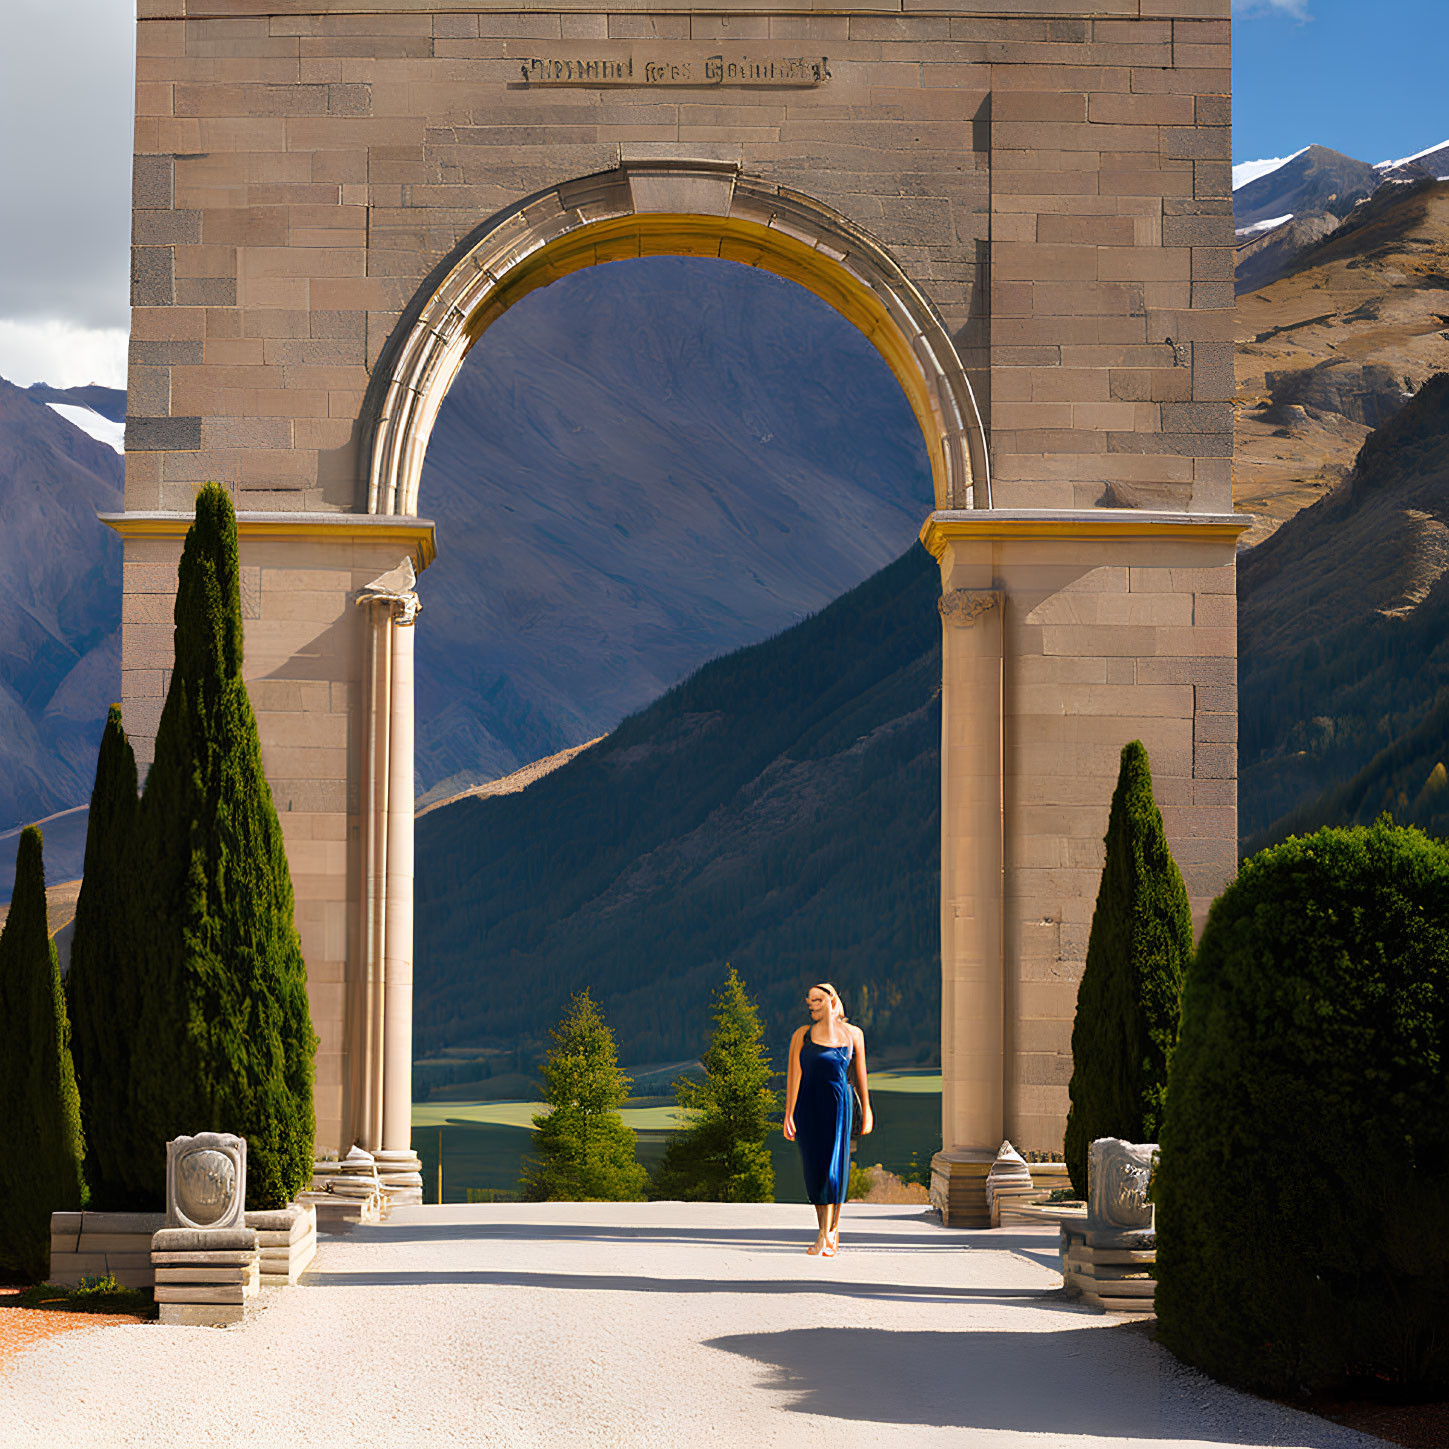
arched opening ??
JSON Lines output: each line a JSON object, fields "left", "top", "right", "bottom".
{"left": 411, "top": 252, "right": 936, "bottom": 803}
{"left": 364, "top": 162, "right": 989, "bottom": 520}
{"left": 350, "top": 166, "right": 990, "bottom": 1182}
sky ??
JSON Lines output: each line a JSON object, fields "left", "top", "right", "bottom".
{"left": 0, "top": 0, "right": 1442, "bottom": 389}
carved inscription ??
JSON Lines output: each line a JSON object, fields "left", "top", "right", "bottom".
{"left": 521, "top": 55, "right": 830, "bottom": 88}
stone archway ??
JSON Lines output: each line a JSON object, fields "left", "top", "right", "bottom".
{"left": 363, "top": 161, "right": 990, "bottom": 519}
{"left": 116, "top": 0, "right": 1243, "bottom": 1224}
{"left": 351, "top": 166, "right": 995, "bottom": 1171}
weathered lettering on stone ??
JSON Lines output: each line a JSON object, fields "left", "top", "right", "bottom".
{"left": 520, "top": 54, "right": 829, "bottom": 88}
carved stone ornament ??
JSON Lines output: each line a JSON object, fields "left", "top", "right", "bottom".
{"left": 1087, "top": 1137, "right": 1156, "bottom": 1234}
{"left": 984, "top": 1139, "right": 1032, "bottom": 1213}
{"left": 166, "top": 1132, "right": 247, "bottom": 1230}
{"left": 938, "top": 589, "right": 1002, "bottom": 627}
{"left": 357, "top": 557, "right": 422, "bottom": 626}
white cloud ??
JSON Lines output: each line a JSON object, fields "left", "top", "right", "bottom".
{"left": 1233, "top": 149, "right": 1309, "bottom": 190}
{"left": 1234, "top": 0, "right": 1311, "bottom": 18}
{"left": 0, "top": 318, "right": 128, "bottom": 389}
{"left": 0, "top": 0, "right": 135, "bottom": 331}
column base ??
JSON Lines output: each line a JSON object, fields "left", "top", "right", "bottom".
{"left": 930, "top": 1147, "right": 996, "bottom": 1227}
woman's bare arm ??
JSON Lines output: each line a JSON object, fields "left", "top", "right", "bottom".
{"left": 784, "top": 1025, "right": 806, "bottom": 1139}
{"left": 851, "top": 1025, "right": 874, "bottom": 1136}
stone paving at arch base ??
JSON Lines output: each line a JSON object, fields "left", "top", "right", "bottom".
{"left": 1, "top": 1204, "right": 1382, "bottom": 1449}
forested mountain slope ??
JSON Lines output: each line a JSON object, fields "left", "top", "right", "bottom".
{"left": 414, "top": 545, "right": 942, "bottom": 1068}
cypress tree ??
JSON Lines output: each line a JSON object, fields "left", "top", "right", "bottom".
{"left": 1063, "top": 740, "right": 1192, "bottom": 1199}
{"left": 66, "top": 706, "right": 142, "bottom": 1209}
{"left": 0, "top": 828, "right": 85, "bottom": 1279}
{"left": 651, "top": 968, "right": 779, "bottom": 1202}
{"left": 131, "top": 483, "right": 317, "bottom": 1210}
{"left": 521, "top": 990, "right": 647, "bottom": 1201}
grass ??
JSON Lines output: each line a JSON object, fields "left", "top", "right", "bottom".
{"left": 412, "top": 1074, "right": 943, "bottom": 1204}
{"left": 7, "top": 1275, "right": 157, "bottom": 1319}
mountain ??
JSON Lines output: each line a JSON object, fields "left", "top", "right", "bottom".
{"left": 0, "top": 379, "right": 123, "bottom": 843}
{"left": 0, "top": 257, "right": 932, "bottom": 865}
{"left": 1234, "top": 177, "right": 1449, "bottom": 545}
{"left": 1376, "top": 138, "right": 1449, "bottom": 185}
{"left": 413, "top": 256, "right": 930, "bottom": 795}
{"left": 1238, "top": 373, "right": 1449, "bottom": 842}
{"left": 1233, "top": 145, "right": 1380, "bottom": 233}
{"left": 1233, "top": 139, "right": 1449, "bottom": 295}
{"left": 413, "top": 545, "right": 942, "bottom": 1073}
{"left": 1233, "top": 211, "right": 1341, "bottom": 296}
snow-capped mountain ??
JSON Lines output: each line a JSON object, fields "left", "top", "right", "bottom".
{"left": 1233, "top": 145, "right": 1380, "bottom": 233}
{"left": 1376, "top": 138, "right": 1449, "bottom": 182}
{"left": 1233, "top": 136, "right": 1449, "bottom": 294}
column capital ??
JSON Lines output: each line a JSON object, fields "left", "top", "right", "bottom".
{"left": 939, "top": 588, "right": 1002, "bottom": 627}
{"left": 357, "top": 558, "right": 422, "bottom": 626}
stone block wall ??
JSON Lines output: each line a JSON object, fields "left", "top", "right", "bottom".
{"left": 933, "top": 522, "right": 1237, "bottom": 1154}
{"left": 129, "top": 0, "right": 1231, "bottom": 519}
{"left": 1000, "top": 544, "right": 1234, "bottom": 1147}
{"left": 127, "top": 0, "right": 1237, "bottom": 1159}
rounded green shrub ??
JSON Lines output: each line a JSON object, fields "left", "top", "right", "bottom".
{"left": 1155, "top": 819, "right": 1449, "bottom": 1395}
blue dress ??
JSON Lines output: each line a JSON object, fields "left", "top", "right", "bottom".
{"left": 795, "top": 1034, "right": 854, "bottom": 1205}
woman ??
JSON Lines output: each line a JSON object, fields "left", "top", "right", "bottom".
{"left": 783, "top": 982, "right": 873, "bottom": 1256}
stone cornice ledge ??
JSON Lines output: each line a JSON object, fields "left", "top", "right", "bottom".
{"left": 919, "top": 509, "right": 1250, "bottom": 558}
{"left": 100, "top": 511, "right": 438, "bottom": 569}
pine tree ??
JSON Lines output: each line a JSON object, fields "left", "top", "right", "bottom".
{"left": 130, "top": 483, "right": 317, "bottom": 1210}
{"left": 521, "top": 990, "right": 647, "bottom": 1201}
{"left": 65, "top": 706, "right": 142, "bottom": 1209}
{"left": 651, "top": 968, "right": 779, "bottom": 1202}
{"left": 1063, "top": 740, "right": 1193, "bottom": 1199}
{"left": 0, "top": 828, "right": 85, "bottom": 1279}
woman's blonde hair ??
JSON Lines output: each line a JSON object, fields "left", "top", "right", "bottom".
{"left": 810, "top": 981, "right": 847, "bottom": 1021}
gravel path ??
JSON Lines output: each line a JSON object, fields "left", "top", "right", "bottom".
{"left": 0, "top": 1203, "right": 1386, "bottom": 1448}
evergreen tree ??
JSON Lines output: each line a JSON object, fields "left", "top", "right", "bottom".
{"left": 521, "top": 990, "right": 647, "bottom": 1201}
{"left": 66, "top": 706, "right": 142, "bottom": 1209}
{"left": 0, "top": 828, "right": 85, "bottom": 1279}
{"left": 651, "top": 968, "right": 779, "bottom": 1202}
{"left": 1063, "top": 740, "right": 1192, "bottom": 1198}
{"left": 131, "top": 483, "right": 317, "bottom": 1210}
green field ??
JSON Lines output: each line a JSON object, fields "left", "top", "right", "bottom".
{"left": 412, "top": 1071, "right": 942, "bottom": 1204}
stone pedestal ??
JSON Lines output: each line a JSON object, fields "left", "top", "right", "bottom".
{"left": 245, "top": 1204, "right": 317, "bottom": 1287}
{"left": 1060, "top": 1138, "right": 1159, "bottom": 1312}
{"left": 304, "top": 1146, "right": 385, "bottom": 1230}
{"left": 929, "top": 1148, "right": 994, "bottom": 1228}
{"left": 1060, "top": 1220, "right": 1157, "bottom": 1313}
{"left": 151, "top": 1226, "right": 260, "bottom": 1327}
{"left": 374, "top": 1149, "right": 425, "bottom": 1209}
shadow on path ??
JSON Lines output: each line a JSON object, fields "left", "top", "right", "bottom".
{"left": 349, "top": 1215, "right": 1043, "bottom": 1255}
{"left": 305, "top": 1266, "right": 1082, "bottom": 1309}
{"left": 704, "top": 1324, "right": 1358, "bottom": 1445}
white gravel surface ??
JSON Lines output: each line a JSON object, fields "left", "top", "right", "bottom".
{"left": 0, "top": 1202, "right": 1386, "bottom": 1448}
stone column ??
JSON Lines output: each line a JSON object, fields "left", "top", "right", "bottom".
{"left": 382, "top": 604, "right": 416, "bottom": 1154}
{"left": 349, "top": 601, "right": 392, "bottom": 1152}
{"left": 354, "top": 561, "right": 421, "bottom": 1157}
{"left": 931, "top": 586, "right": 1005, "bottom": 1226}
